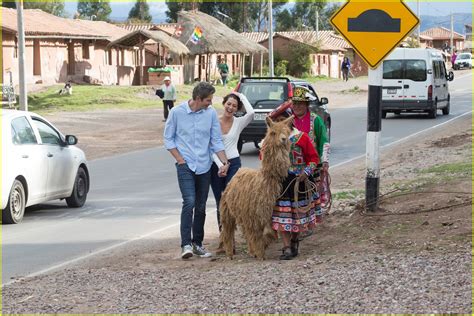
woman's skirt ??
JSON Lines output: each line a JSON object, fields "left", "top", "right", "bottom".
{"left": 272, "top": 173, "right": 321, "bottom": 233}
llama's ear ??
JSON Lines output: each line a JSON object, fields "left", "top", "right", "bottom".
{"left": 265, "top": 116, "right": 274, "bottom": 128}
{"left": 283, "top": 116, "right": 294, "bottom": 129}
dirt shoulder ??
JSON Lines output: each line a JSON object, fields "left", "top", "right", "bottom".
{"left": 3, "top": 105, "right": 471, "bottom": 314}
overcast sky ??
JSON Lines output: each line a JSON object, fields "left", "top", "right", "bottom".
{"left": 64, "top": 1, "right": 472, "bottom": 23}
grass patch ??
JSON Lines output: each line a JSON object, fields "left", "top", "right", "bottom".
{"left": 418, "top": 162, "right": 471, "bottom": 175}
{"left": 333, "top": 189, "right": 365, "bottom": 200}
{"left": 27, "top": 84, "right": 234, "bottom": 114}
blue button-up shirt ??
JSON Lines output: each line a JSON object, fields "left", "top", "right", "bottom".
{"left": 164, "top": 101, "right": 225, "bottom": 175}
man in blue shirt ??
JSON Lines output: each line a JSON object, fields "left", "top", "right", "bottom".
{"left": 164, "top": 82, "right": 229, "bottom": 259}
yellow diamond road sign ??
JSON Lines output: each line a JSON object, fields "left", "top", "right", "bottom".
{"left": 331, "top": 0, "right": 420, "bottom": 69}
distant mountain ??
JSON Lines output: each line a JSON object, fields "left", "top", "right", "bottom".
{"left": 420, "top": 13, "right": 472, "bottom": 35}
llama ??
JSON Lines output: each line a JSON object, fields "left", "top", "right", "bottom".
{"left": 219, "top": 116, "right": 293, "bottom": 259}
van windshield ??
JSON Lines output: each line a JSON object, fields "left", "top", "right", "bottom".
{"left": 383, "top": 59, "right": 427, "bottom": 82}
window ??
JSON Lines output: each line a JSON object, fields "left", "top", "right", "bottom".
{"left": 439, "top": 61, "right": 446, "bottom": 78}
{"left": 14, "top": 37, "right": 18, "bottom": 59}
{"left": 383, "top": 60, "right": 403, "bottom": 79}
{"left": 32, "top": 119, "right": 62, "bottom": 145}
{"left": 433, "top": 61, "right": 441, "bottom": 79}
{"left": 383, "top": 59, "right": 426, "bottom": 81}
{"left": 405, "top": 60, "right": 426, "bottom": 81}
{"left": 11, "top": 117, "right": 37, "bottom": 145}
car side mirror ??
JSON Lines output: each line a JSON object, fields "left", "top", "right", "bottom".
{"left": 447, "top": 71, "right": 454, "bottom": 81}
{"left": 65, "top": 135, "right": 77, "bottom": 145}
{"left": 320, "top": 97, "right": 328, "bottom": 105}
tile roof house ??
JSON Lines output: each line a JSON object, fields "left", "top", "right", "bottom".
{"left": 420, "top": 26, "right": 465, "bottom": 52}
{"left": 241, "top": 30, "right": 368, "bottom": 78}
{"left": 2, "top": 8, "right": 138, "bottom": 86}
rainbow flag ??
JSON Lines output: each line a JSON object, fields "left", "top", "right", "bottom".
{"left": 190, "top": 26, "right": 203, "bottom": 44}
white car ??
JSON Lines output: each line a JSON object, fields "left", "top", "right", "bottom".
{"left": 453, "top": 52, "right": 473, "bottom": 70}
{"left": 2, "top": 110, "right": 90, "bottom": 224}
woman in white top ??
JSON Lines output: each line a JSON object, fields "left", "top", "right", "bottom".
{"left": 211, "top": 92, "right": 254, "bottom": 230}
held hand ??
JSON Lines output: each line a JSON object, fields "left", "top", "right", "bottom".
{"left": 218, "top": 164, "right": 229, "bottom": 177}
{"left": 177, "top": 159, "right": 186, "bottom": 165}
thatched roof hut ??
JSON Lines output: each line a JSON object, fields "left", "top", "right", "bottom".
{"left": 107, "top": 29, "right": 189, "bottom": 55}
{"left": 177, "top": 10, "right": 267, "bottom": 55}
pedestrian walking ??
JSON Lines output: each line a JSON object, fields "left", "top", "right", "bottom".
{"left": 341, "top": 56, "right": 351, "bottom": 82}
{"left": 218, "top": 59, "right": 229, "bottom": 87}
{"left": 164, "top": 82, "right": 230, "bottom": 260}
{"left": 210, "top": 92, "right": 254, "bottom": 238}
{"left": 162, "top": 76, "right": 176, "bottom": 122}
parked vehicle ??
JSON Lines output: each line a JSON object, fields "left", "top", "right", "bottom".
{"left": 235, "top": 77, "right": 331, "bottom": 152}
{"left": 381, "top": 48, "right": 454, "bottom": 119}
{"left": 453, "top": 52, "right": 472, "bottom": 70}
{"left": 2, "top": 110, "right": 90, "bottom": 224}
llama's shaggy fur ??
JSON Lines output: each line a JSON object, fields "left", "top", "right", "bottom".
{"left": 219, "top": 116, "right": 293, "bottom": 259}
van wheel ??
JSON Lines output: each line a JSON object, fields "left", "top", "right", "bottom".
{"left": 428, "top": 101, "right": 437, "bottom": 119}
{"left": 442, "top": 96, "right": 450, "bottom": 115}
{"left": 381, "top": 111, "right": 387, "bottom": 119}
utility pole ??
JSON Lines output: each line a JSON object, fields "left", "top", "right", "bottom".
{"left": 450, "top": 12, "right": 454, "bottom": 52}
{"left": 316, "top": 11, "right": 319, "bottom": 41}
{"left": 16, "top": 0, "right": 28, "bottom": 111}
{"left": 268, "top": 0, "right": 274, "bottom": 76}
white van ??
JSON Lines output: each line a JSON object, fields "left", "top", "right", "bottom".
{"left": 381, "top": 48, "right": 454, "bottom": 119}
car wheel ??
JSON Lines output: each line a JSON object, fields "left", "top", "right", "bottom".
{"left": 237, "top": 139, "right": 243, "bottom": 154}
{"left": 381, "top": 111, "right": 387, "bottom": 119}
{"left": 442, "top": 95, "right": 450, "bottom": 115}
{"left": 66, "top": 167, "right": 88, "bottom": 208}
{"left": 2, "top": 180, "right": 26, "bottom": 224}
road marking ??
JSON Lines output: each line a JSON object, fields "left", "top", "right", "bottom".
{"left": 331, "top": 110, "right": 473, "bottom": 170}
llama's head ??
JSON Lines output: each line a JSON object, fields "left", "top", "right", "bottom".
{"left": 260, "top": 116, "right": 293, "bottom": 178}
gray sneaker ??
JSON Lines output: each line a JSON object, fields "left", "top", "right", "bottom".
{"left": 192, "top": 243, "right": 212, "bottom": 258}
{"left": 181, "top": 244, "right": 193, "bottom": 259}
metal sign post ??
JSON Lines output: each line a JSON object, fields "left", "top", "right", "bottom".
{"left": 16, "top": 0, "right": 28, "bottom": 111}
{"left": 366, "top": 66, "right": 383, "bottom": 211}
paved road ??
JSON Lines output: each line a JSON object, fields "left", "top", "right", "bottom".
{"left": 2, "top": 72, "right": 472, "bottom": 285}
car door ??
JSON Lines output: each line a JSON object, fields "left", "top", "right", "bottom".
{"left": 10, "top": 116, "right": 48, "bottom": 203}
{"left": 432, "top": 60, "right": 443, "bottom": 107}
{"left": 31, "top": 118, "right": 75, "bottom": 198}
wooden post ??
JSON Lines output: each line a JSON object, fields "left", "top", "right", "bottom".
{"left": 139, "top": 35, "right": 144, "bottom": 86}
{"left": 250, "top": 53, "right": 254, "bottom": 76}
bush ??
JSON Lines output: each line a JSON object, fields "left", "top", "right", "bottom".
{"left": 275, "top": 60, "right": 289, "bottom": 76}
{"left": 287, "top": 43, "right": 316, "bottom": 77}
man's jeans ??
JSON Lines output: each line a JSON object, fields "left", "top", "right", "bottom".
{"left": 210, "top": 157, "right": 242, "bottom": 229}
{"left": 176, "top": 163, "right": 211, "bottom": 248}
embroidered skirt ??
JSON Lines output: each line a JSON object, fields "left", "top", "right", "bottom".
{"left": 272, "top": 174, "right": 321, "bottom": 233}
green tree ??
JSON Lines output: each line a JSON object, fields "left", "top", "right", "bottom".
{"left": 319, "top": 2, "right": 342, "bottom": 31}
{"left": 287, "top": 43, "right": 316, "bottom": 77}
{"left": 6, "top": 0, "right": 67, "bottom": 17}
{"left": 275, "top": 9, "right": 294, "bottom": 31}
{"left": 292, "top": 0, "right": 327, "bottom": 30}
{"left": 77, "top": 0, "right": 112, "bottom": 21}
{"left": 128, "top": 0, "right": 152, "bottom": 23}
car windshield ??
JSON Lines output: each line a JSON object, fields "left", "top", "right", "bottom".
{"left": 457, "top": 54, "right": 471, "bottom": 60}
{"left": 240, "top": 83, "right": 286, "bottom": 107}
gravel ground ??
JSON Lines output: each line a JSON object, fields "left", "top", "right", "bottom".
{"left": 4, "top": 250, "right": 471, "bottom": 314}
